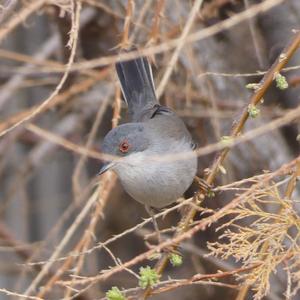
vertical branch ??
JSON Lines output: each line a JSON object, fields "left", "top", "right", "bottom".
{"left": 129, "top": 0, "right": 153, "bottom": 43}
{"left": 72, "top": 96, "right": 111, "bottom": 198}
{"left": 243, "top": 0, "right": 265, "bottom": 68}
{"left": 156, "top": 0, "right": 204, "bottom": 99}
{"left": 112, "top": 86, "right": 122, "bottom": 128}
{"left": 62, "top": 175, "right": 117, "bottom": 299}
{"left": 23, "top": 0, "right": 82, "bottom": 295}
{"left": 148, "top": 0, "right": 165, "bottom": 45}
{"left": 121, "top": 0, "right": 134, "bottom": 49}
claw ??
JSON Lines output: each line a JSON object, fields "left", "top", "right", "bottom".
{"left": 194, "top": 176, "right": 215, "bottom": 196}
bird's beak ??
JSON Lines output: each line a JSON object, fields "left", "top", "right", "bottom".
{"left": 98, "top": 162, "right": 115, "bottom": 175}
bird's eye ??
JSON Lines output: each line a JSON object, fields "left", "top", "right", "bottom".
{"left": 119, "top": 140, "right": 130, "bottom": 153}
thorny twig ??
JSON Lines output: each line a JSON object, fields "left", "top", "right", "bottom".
{"left": 142, "top": 28, "right": 300, "bottom": 300}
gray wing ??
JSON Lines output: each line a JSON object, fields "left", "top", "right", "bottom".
{"left": 146, "top": 113, "right": 195, "bottom": 150}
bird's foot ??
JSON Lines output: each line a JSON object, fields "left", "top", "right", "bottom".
{"left": 145, "top": 205, "right": 162, "bottom": 245}
{"left": 194, "top": 176, "right": 215, "bottom": 197}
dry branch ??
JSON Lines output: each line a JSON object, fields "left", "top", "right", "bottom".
{"left": 1, "top": 1, "right": 299, "bottom": 299}
{"left": 57, "top": 155, "right": 299, "bottom": 288}
{"left": 142, "top": 28, "right": 300, "bottom": 300}
{"left": 0, "top": 0, "right": 47, "bottom": 44}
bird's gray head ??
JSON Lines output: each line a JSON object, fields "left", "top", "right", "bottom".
{"left": 99, "top": 123, "right": 150, "bottom": 174}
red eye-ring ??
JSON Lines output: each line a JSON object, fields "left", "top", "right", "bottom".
{"left": 119, "top": 140, "right": 130, "bottom": 153}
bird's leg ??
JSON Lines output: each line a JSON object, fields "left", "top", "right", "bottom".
{"left": 145, "top": 205, "right": 162, "bottom": 245}
{"left": 194, "top": 176, "right": 215, "bottom": 196}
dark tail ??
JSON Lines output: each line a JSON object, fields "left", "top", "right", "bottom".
{"left": 115, "top": 56, "right": 158, "bottom": 121}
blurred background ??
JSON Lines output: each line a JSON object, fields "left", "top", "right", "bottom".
{"left": 0, "top": 0, "right": 300, "bottom": 299}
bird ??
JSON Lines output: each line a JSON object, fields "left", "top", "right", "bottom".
{"left": 99, "top": 53, "right": 198, "bottom": 213}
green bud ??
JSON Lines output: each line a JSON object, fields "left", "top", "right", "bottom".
{"left": 247, "top": 104, "right": 260, "bottom": 118}
{"left": 275, "top": 73, "right": 288, "bottom": 90}
{"left": 138, "top": 266, "right": 160, "bottom": 289}
{"left": 106, "top": 287, "right": 126, "bottom": 300}
{"left": 170, "top": 253, "right": 183, "bottom": 267}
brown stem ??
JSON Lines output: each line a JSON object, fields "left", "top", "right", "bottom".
{"left": 142, "top": 31, "right": 300, "bottom": 299}
{"left": 0, "top": 222, "right": 90, "bottom": 300}
{"left": 152, "top": 263, "right": 260, "bottom": 296}
{"left": 285, "top": 161, "right": 300, "bottom": 199}
{"left": 148, "top": 0, "right": 165, "bottom": 45}
{"left": 121, "top": 0, "right": 134, "bottom": 49}
{"left": 0, "top": 68, "right": 109, "bottom": 134}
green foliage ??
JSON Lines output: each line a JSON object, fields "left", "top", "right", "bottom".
{"left": 169, "top": 253, "right": 183, "bottom": 267}
{"left": 106, "top": 287, "right": 125, "bottom": 300}
{"left": 247, "top": 104, "right": 260, "bottom": 118}
{"left": 275, "top": 73, "right": 288, "bottom": 90}
{"left": 138, "top": 266, "right": 160, "bottom": 288}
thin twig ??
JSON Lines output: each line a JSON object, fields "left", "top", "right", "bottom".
{"left": 0, "top": 0, "right": 47, "bottom": 44}
{"left": 56, "top": 156, "right": 299, "bottom": 289}
{"left": 0, "top": 68, "right": 110, "bottom": 134}
{"left": 156, "top": 0, "right": 204, "bottom": 98}
{"left": 142, "top": 29, "right": 300, "bottom": 299}
{"left": 0, "top": 0, "right": 81, "bottom": 138}
{"left": 24, "top": 1, "right": 82, "bottom": 295}
{"left": 47, "top": 0, "right": 284, "bottom": 73}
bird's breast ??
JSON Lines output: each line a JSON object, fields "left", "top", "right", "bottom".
{"left": 114, "top": 145, "right": 197, "bottom": 208}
